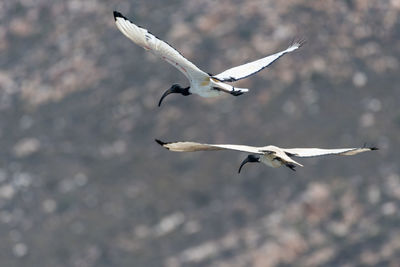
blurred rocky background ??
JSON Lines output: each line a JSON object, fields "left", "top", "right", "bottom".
{"left": 0, "top": 0, "right": 399, "bottom": 266}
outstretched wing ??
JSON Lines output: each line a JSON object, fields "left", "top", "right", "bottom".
{"left": 213, "top": 40, "right": 304, "bottom": 82}
{"left": 114, "top": 11, "right": 208, "bottom": 82}
{"left": 282, "top": 147, "right": 378, "bottom": 158}
{"left": 155, "top": 139, "right": 263, "bottom": 154}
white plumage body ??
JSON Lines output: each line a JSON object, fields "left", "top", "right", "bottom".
{"left": 259, "top": 153, "right": 284, "bottom": 168}
{"left": 189, "top": 77, "right": 224, "bottom": 98}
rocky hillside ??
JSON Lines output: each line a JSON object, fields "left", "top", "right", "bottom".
{"left": 0, "top": 0, "right": 399, "bottom": 266}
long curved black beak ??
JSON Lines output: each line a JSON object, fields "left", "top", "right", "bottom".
{"left": 158, "top": 88, "right": 174, "bottom": 107}
{"left": 238, "top": 155, "right": 260, "bottom": 173}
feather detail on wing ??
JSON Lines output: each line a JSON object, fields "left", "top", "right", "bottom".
{"left": 282, "top": 147, "right": 378, "bottom": 158}
{"left": 114, "top": 11, "right": 208, "bottom": 82}
{"left": 212, "top": 39, "right": 304, "bottom": 82}
{"left": 155, "top": 139, "right": 262, "bottom": 154}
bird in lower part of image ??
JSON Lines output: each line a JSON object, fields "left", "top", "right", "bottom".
{"left": 114, "top": 11, "right": 304, "bottom": 106}
{"left": 155, "top": 139, "right": 378, "bottom": 173}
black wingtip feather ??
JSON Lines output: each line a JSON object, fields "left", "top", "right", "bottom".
{"left": 362, "top": 143, "right": 379, "bottom": 151}
{"left": 155, "top": 139, "right": 166, "bottom": 146}
{"left": 155, "top": 139, "right": 170, "bottom": 149}
{"left": 290, "top": 37, "right": 307, "bottom": 48}
{"left": 113, "top": 11, "right": 126, "bottom": 21}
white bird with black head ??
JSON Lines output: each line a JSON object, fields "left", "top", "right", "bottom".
{"left": 155, "top": 139, "right": 378, "bottom": 173}
{"left": 113, "top": 11, "right": 304, "bottom": 106}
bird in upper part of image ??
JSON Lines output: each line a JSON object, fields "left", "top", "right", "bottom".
{"left": 155, "top": 139, "right": 378, "bottom": 173}
{"left": 114, "top": 11, "right": 304, "bottom": 106}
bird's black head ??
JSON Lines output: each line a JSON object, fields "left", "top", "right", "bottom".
{"left": 238, "top": 154, "right": 260, "bottom": 173}
{"left": 158, "top": 84, "right": 191, "bottom": 107}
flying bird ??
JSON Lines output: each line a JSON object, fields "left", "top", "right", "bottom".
{"left": 114, "top": 11, "right": 304, "bottom": 106}
{"left": 155, "top": 139, "right": 378, "bottom": 173}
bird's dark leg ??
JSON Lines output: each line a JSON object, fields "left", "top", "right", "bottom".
{"left": 212, "top": 87, "right": 243, "bottom": 96}
{"left": 285, "top": 163, "right": 296, "bottom": 171}
{"left": 230, "top": 90, "right": 244, "bottom": 96}
{"left": 230, "top": 86, "right": 244, "bottom": 96}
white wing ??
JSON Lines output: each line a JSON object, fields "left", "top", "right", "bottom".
{"left": 282, "top": 147, "right": 378, "bottom": 158}
{"left": 114, "top": 11, "right": 209, "bottom": 82}
{"left": 213, "top": 40, "right": 304, "bottom": 82}
{"left": 155, "top": 139, "right": 262, "bottom": 154}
